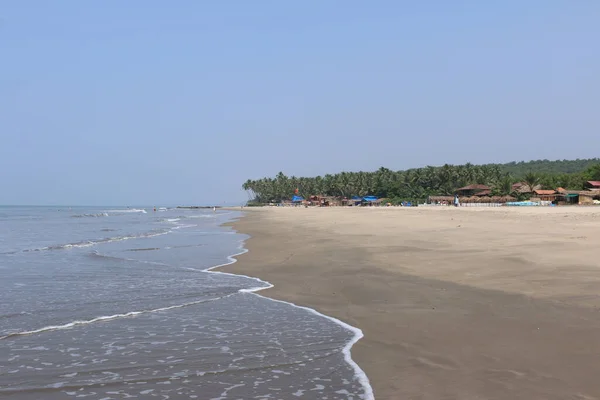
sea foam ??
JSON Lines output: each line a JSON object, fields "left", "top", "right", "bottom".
{"left": 205, "top": 238, "right": 375, "bottom": 400}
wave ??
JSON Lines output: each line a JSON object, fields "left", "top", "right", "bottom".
{"left": 4, "top": 215, "right": 374, "bottom": 399}
{"left": 71, "top": 209, "right": 149, "bottom": 218}
{"left": 205, "top": 241, "right": 375, "bottom": 400}
{"left": 104, "top": 209, "right": 147, "bottom": 214}
{"left": 185, "top": 214, "right": 215, "bottom": 219}
{"left": 88, "top": 250, "right": 169, "bottom": 266}
{"left": 125, "top": 247, "right": 160, "bottom": 252}
{"left": 0, "top": 295, "right": 234, "bottom": 341}
{"left": 20, "top": 230, "right": 171, "bottom": 253}
{"left": 71, "top": 213, "right": 109, "bottom": 218}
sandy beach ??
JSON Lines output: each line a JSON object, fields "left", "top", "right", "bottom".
{"left": 222, "top": 206, "right": 600, "bottom": 400}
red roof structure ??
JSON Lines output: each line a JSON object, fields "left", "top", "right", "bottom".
{"left": 533, "top": 189, "right": 557, "bottom": 195}
{"left": 586, "top": 181, "right": 600, "bottom": 188}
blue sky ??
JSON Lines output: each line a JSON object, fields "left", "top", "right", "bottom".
{"left": 1, "top": 1, "right": 599, "bottom": 205}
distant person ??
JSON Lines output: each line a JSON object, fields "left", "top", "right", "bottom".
{"left": 454, "top": 195, "right": 460, "bottom": 207}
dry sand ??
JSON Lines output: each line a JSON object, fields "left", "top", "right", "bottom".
{"left": 222, "top": 206, "right": 600, "bottom": 400}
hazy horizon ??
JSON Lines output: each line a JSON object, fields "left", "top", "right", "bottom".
{"left": 2, "top": 1, "right": 599, "bottom": 205}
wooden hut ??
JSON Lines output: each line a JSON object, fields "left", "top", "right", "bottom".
{"left": 585, "top": 181, "right": 600, "bottom": 191}
{"left": 428, "top": 196, "right": 454, "bottom": 204}
{"left": 533, "top": 189, "right": 558, "bottom": 201}
{"left": 456, "top": 184, "right": 491, "bottom": 197}
{"left": 579, "top": 192, "right": 595, "bottom": 205}
{"left": 512, "top": 182, "right": 542, "bottom": 194}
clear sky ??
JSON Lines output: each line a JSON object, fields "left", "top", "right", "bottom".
{"left": 1, "top": 1, "right": 599, "bottom": 205}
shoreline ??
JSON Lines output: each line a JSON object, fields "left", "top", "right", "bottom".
{"left": 213, "top": 215, "right": 375, "bottom": 400}
{"left": 221, "top": 206, "right": 600, "bottom": 399}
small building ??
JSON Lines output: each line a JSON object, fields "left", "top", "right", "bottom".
{"left": 579, "top": 192, "right": 595, "bottom": 205}
{"left": 474, "top": 189, "right": 492, "bottom": 197}
{"left": 585, "top": 181, "right": 600, "bottom": 191}
{"left": 318, "top": 196, "right": 342, "bottom": 207}
{"left": 342, "top": 197, "right": 363, "bottom": 206}
{"left": 362, "top": 196, "right": 381, "bottom": 206}
{"left": 456, "top": 184, "right": 491, "bottom": 196}
{"left": 512, "top": 182, "right": 541, "bottom": 194}
{"left": 428, "top": 196, "right": 454, "bottom": 205}
{"left": 557, "top": 190, "right": 600, "bottom": 205}
{"left": 533, "top": 189, "right": 558, "bottom": 201}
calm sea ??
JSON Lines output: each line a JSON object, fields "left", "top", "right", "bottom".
{"left": 0, "top": 206, "right": 371, "bottom": 399}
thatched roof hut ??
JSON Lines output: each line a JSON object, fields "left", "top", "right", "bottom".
{"left": 429, "top": 196, "right": 454, "bottom": 203}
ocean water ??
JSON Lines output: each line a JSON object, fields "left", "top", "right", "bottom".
{"left": 0, "top": 206, "right": 371, "bottom": 399}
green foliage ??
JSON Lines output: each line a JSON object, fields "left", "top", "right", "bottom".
{"left": 242, "top": 159, "right": 600, "bottom": 204}
{"left": 584, "top": 164, "right": 600, "bottom": 181}
{"left": 245, "top": 201, "right": 266, "bottom": 207}
{"left": 491, "top": 175, "right": 514, "bottom": 196}
{"left": 494, "top": 159, "right": 600, "bottom": 176}
{"left": 523, "top": 172, "right": 541, "bottom": 192}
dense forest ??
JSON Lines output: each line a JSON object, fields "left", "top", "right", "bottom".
{"left": 242, "top": 159, "right": 600, "bottom": 205}
{"left": 493, "top": 158, "right": 600, "bottom": 176}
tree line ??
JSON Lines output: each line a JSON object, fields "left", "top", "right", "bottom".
{"left": 242, "top": 159, "right": 600, "bottom": 204}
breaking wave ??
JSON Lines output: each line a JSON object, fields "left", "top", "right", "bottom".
{"left": 0, "top": 295, "right": 234, "bottom": 340}
{"left": 105, "top": 209, "right": 147, "bottom": 214}
{"left": 71, "top": 213, "right": 109, "bottom": 218}
{"left": 19, "top": 230, "right": 171, "bottom": 253}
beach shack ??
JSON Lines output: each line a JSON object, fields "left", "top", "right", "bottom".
{"left": 512, "top": 182, "right": 541, "bottom": 195}
{"left": 362, "top": 196, "right": 380, "bottom": 206}
{"left": 557, "top": 190, "right": 600, "bottom": 205}
{"left": 428, "top": 196, "right": 454, "bottom": 205}
{"left": 578, "top": 192, "right": 595, "bottom": 205}
{"left": 311, "top": 195, "right": 342, "bottom": 207}
{"left": 325, "top": 196, "right": 343, "bottom": 206}
{"left": 291, "top": 195, "right": 304, "bottom": 206}
{"left": 348, "top": 196, "right": 363, "bottom": 206}
{"left": 456, "top": 184, "right": 491, "bottom": 197}
{"left": 532, "top": 189, "right": 558, "bottom": 202}
{"left": 585, "top": 181, "right": 600, "bottom": 191}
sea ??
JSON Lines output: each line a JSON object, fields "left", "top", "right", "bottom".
{"left": 0, "top": 206, "right": 372, "bottom": 400}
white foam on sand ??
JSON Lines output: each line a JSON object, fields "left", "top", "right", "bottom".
{"left": 205, "top": 225, "right": 375, "bottom": 400}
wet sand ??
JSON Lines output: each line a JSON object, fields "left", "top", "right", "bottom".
{"left": 222, "top": 206, "right": 600, "bottom": 400}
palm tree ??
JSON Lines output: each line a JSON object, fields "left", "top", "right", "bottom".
{"left": 492, "top": 175, "right": 514, "bottom": 196}
{"left": 241, "top": 160, "right": 599, "bottom": 205}
{"left": 523, "top": 172, "right": 541, "bottom": 192}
